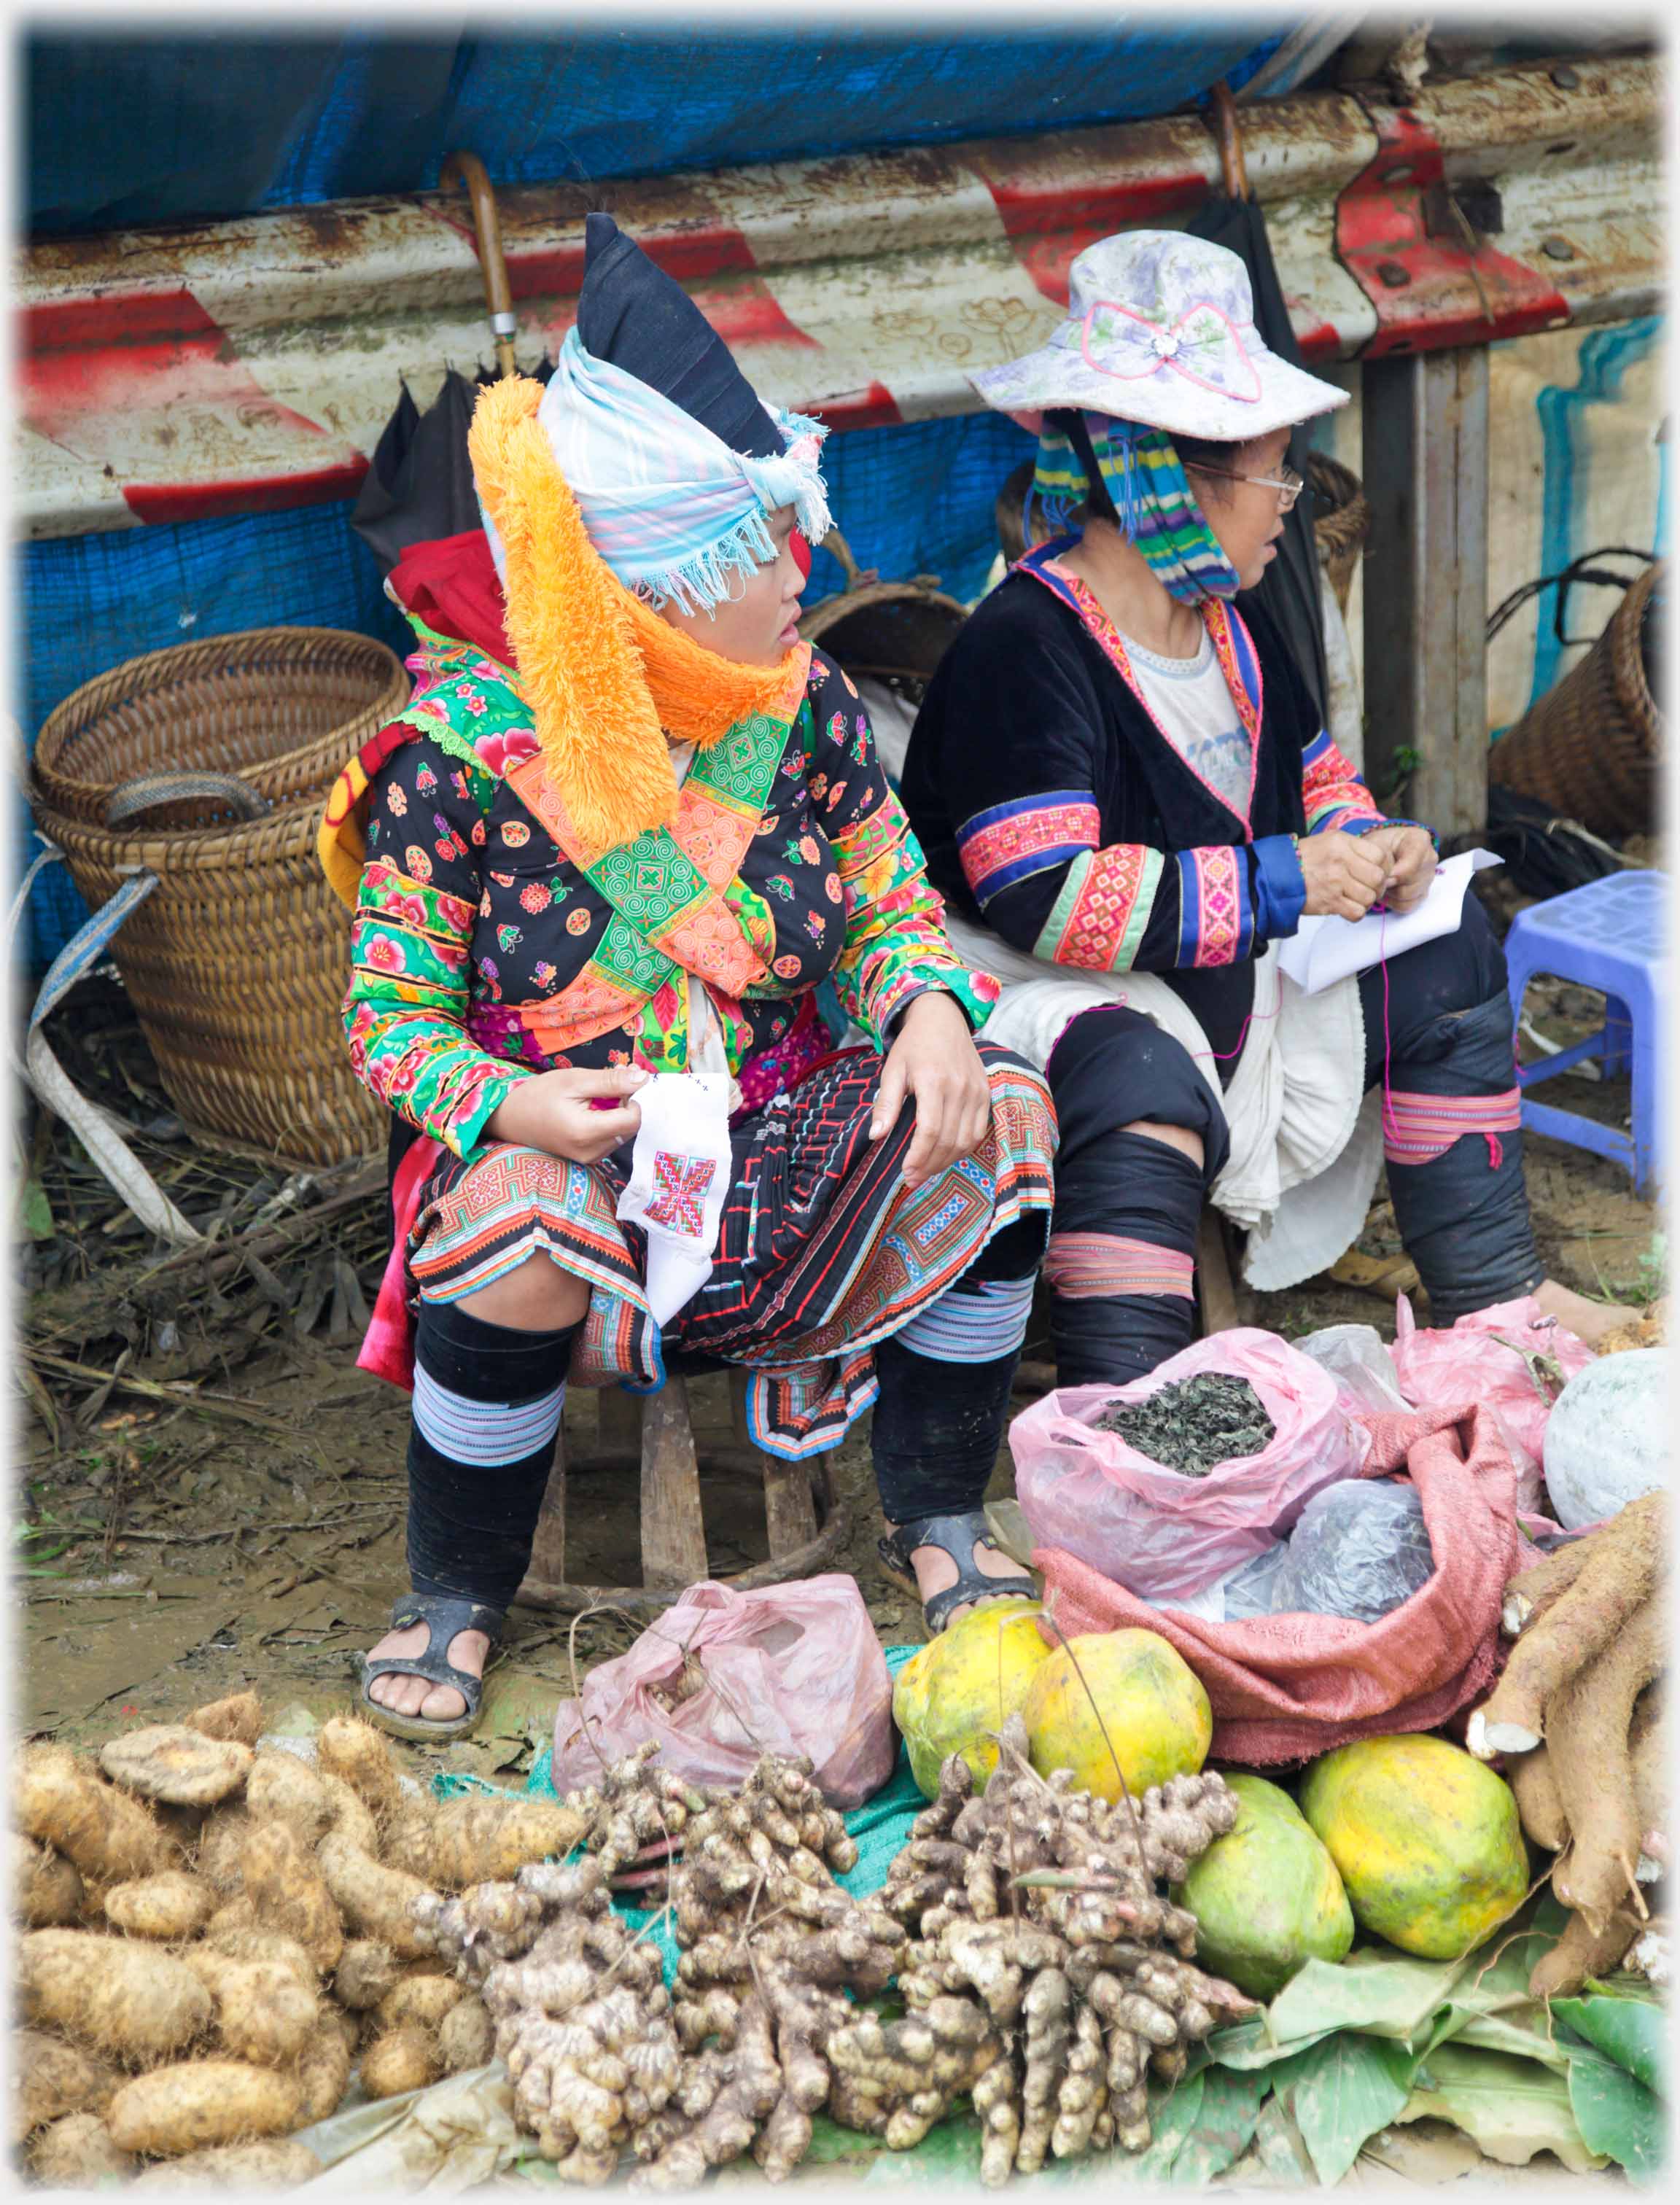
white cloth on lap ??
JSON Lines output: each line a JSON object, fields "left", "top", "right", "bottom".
{"left": 944, "top": 911, "right": 1380, "bottom": 1292}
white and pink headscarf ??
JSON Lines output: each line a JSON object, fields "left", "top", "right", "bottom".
{"left": 479, "top": 327, "right": 831, "bottom": 615}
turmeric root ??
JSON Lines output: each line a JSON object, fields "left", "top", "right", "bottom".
{"left": 1472, "top": 1496, "right": 1662, "bottom": 1756}
{"left": 1549, "top": 1599, "right": 1662, "bottom": 1926}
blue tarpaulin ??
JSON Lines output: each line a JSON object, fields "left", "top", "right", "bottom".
{"left": 28, "top": 27, "right": 1293, "bottom": 233}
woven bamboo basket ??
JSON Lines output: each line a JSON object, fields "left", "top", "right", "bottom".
{"left": 1488, "top": 561, "right": 1663, "bottom": 841}
{"left": 34, "top": 628, "right": 408, "bottom": 829}
{"left": 30, "top": 629, "right": 408, "bottom": 1166}
{"left": 798, "top": 530, "right": 968, "bottom": 693}
{"left": 1304, "top": 452, "right": 1370, "bottom": 615}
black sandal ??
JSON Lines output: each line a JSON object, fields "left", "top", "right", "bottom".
{"left": 877, "top": 1509, "right": 1040, "bottom": 1637}
{"left": 357, "top": 1593, "right": 505, "bottom": 1743}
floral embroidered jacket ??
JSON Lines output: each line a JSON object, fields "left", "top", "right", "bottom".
{"left": 343, "top": 572, "right": 998, "bottom": 1160}
{"left": 901, "top": 541, "right": 1426, "bottom": 1072}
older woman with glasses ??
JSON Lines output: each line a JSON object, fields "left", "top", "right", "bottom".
{"left": 902, "top": 229, "right": 1630, "bottom": 1390}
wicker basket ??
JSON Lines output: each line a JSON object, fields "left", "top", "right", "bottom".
{"left": 1488, "top": 561, "right": 1663, "bottom": 841}
{"left": 798, "top": 530, "right": 968, "bottom": 695}
{"left": 34, "top": 628, "right": 409, "bottom": 830}
{"left": 30, "top": 629, "right": 407, "bottom": 1167}
{"left": 1305, "top": 452, "right": 1370, "bottom": 616}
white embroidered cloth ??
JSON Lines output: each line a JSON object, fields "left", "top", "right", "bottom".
{"left": 616, "top": 1072, "right": 735, "bottom": 1327}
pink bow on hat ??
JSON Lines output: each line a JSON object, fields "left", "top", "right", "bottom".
{"left": 1078, "top": 297, "right": 1264, "bottom": 405}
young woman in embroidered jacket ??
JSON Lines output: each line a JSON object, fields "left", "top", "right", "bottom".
{"left": 901, "top": 229, "right": 1632, "bottom": 1392}
{"left": 321, "top": 219, "right": 1054, "bottom": 1734}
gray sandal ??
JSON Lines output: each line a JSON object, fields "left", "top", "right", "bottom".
{"left": 878, "top": 1509, "right": 1039, "bottom": 1636}
{"left": 358, "top": 1593, "right": 504, "bottom": 1743}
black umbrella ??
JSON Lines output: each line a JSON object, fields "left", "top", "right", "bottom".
{"left": 351, "top": 152, "right": 553, "bottom": 576}
{"left": 1186, "top": 83, "right": 1331, "bottom": 728}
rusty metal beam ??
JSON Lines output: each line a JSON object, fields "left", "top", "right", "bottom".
{"left": 16, "top": 55, "right": 1661, "bottom": 539}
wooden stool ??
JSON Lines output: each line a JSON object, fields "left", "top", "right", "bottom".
{"left": 514, "top": 1366, "right": 850, "bottom": 1616}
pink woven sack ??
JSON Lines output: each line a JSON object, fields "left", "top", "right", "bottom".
{"left": 1033, "top": 1402, "right": 1519, "bottom": 1766}
{"left": 1011, "top": 1329, "right": 1367, "bottom": 1604}
{"left": 548, "top": 1573, "right": 894, "bottom": 1808}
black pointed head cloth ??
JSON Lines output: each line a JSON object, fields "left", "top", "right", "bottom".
{"left": 575, "top": 212, "right": 785, "bottom": 459}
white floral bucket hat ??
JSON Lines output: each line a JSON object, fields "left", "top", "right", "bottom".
{"left": 969, "top": 228, "right": 1347, "bottom": 441}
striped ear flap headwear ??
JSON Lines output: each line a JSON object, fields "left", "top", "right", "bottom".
{"left": 1030, "top": 409, "right": 1242, "bottom": 606}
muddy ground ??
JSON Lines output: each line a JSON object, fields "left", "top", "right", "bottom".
{"left": 18, "top": 900, "right": 1663, "bottom": 1802}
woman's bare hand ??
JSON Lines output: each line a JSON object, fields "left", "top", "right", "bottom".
{"left": 1296, "top": 830, "right": 1388, "bottom": 922}
{"left": 870, "top": 993, "right": 992, "bottom": 1191}
{"left": 486, "top": 1065, "right": 648, "bottom": 1163}
{"left": 1362, "top": 824, "right": 1439, "bottom": 916}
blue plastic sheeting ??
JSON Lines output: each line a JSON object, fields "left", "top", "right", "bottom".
{"left": 28, "top": 26, "right": 1290, "bottom": 233}
{"left": 20, "top": 409, "right": 1034, "bottom": 969}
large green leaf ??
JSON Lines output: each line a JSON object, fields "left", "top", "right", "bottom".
{"left": 1565, "top": 2044, "right": 1667, "bottom": 2184}
{"left": 1271, "top": 2033, "right": 1418, "bottom": 2186}
{"left": 1397, "top": 2042, "right": 1606, "bottom": 2173}
{"left": 1264, "top": 1948, "right": 1474, "bottom": 2051}
{"left": 1124, "top": 2072, "right": 1206, "bottom": 2181}
{"left": 1555, "top": 1994, "right": 1666, "bottom": 2094}
{"left": 1450, "top": 1999, "right": 1576, "bottom": 2076}
{"left": 1158, "top": 2066, "right": 1268, "bottom": 2187}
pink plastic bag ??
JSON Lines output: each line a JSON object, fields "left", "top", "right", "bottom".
{"left": 1390, "top": 1294, "right": 1593, "bottom": 1510}
{"left": 548, "top": 1574, "right": 894, "bottom": 1809}
{"left": 1011, "top": 1329, "right": 1368, "bottom": 1604}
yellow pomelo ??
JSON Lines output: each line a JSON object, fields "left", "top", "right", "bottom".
{"left": 1021, "top": 1629, "right": 1212, "bottom": 1802}
{"left": 892, "top": 1604, "right": 1053, "bottom": 1800}
{"left": 1299, "top": 1733, "right": 1529, "bottom": 1959}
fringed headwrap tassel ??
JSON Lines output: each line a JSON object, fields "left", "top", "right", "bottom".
{"left": 467, "top": 376, "right": 809, "bottom": 858}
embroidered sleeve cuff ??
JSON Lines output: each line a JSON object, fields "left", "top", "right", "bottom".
{"left": 1251, "top": 833, "right": 1307, "bottom": 941}
{"left": 874, "top": 965, "right": 999, "bottom": 1041}
{"left": 1172, "top": 845, "right": 1255, "bottom": 968}
{"left": 446, "top": 1064, "right": 532, "bottom": 1162}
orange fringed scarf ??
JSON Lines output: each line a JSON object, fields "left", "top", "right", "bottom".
{"left": 467, "top": 374, "right": 809, "bottom": 855}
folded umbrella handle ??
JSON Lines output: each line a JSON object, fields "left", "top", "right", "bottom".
{"left": 441, "top": 148, "right": 518, "bottom": 380}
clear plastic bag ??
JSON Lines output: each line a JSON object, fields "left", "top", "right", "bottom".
{"left": 548, "top": 1574, "right": 895, "bottom": 1809}
{"left": 1294, "top": 1323, "right": 1412, "bottom": 1418}
{"left": 1218, "top": 1539, "right": 1292, "bottom": 1622}
{"left": 1012, "top": 1329, "right": 1369, "bottom": 1603}
{"left": 1265, "top": 1478, "right": 1435, "bottom": 1623}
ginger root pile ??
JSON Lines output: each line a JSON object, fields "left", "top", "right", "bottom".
{"left": 1466, "top": 1493, "right": 1666, "bottom": 1996}
{"left": 649, "top": 1755, "right": 898, "bottom": 2185}
{"left": 837, "top": 1716, "right": 1255, "bottom": 2185}
{"left": 12, "top": 1689, "right": 590, "bottom": 2185}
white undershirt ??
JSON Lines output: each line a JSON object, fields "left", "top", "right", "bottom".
{"left": 1122, "top": 626, "right": 1252, "bottom": 820}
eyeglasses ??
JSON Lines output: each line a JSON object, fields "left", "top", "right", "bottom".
{"left": 1183, "top": 461, "right": 1307, "bottom": 513}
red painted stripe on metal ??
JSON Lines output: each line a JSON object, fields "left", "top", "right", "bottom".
{"left": 1336, "top": 104, "right": 1571, "bottom": 355}
{"left": 811, "top": 383, "right": 905, "bottom": 431}
{"left": 22, "top": 287, "right": 336, "bottom": 449}
{"left": 122, "top": 459, "right": 370, "bottom": 525}
{"left": 972, "top": 147, "right": 1208, "bottom": 306}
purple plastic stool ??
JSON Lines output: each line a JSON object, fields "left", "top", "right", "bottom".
{"left": 1504, "top": 869, "right": 1667, "bottom": 1196}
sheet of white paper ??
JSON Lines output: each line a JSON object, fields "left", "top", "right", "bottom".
{"left": 1276, "top": 848, "right": 1504, "bottom": 995}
